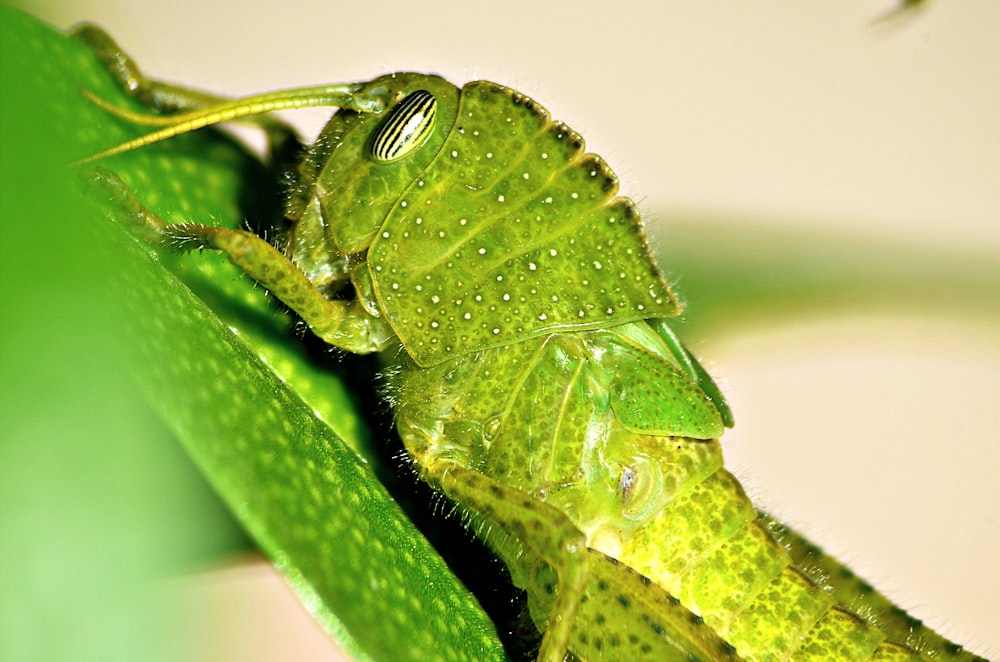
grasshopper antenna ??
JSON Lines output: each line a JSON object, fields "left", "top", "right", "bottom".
{"left": 75, "top": 83, "right": 385, "bottom": 165}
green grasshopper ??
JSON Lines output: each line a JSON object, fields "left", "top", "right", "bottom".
{"left": 74, "top": 24, "right": 985, "bottom": 662}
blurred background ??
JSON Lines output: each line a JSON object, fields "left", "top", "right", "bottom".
{"left": 8, "top": 1, "right": 999, "bottom": 659}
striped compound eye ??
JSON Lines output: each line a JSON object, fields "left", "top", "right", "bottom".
{"left": 370, "top": 90, "right": 437, "bottom": 163}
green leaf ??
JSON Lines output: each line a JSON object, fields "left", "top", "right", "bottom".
{"left": 0, "top": 7, "right": 505, "bottom": 661}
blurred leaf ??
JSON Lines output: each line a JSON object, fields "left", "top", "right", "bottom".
{"left": 0, "top": 7, "right": 505, "bottom": 662}
{"left": 654, "top": 216, "right": 1000, "bottom": 338}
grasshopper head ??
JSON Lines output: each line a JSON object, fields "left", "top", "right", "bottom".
{"left": 287, "top": 73, "right": 461, "bottom": 256}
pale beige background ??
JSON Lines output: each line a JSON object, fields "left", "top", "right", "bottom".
{"left": 26, "top": 0, "right": 998, "bottom": 659}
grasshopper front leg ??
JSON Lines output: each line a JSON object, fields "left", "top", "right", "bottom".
{"left": 72, "top": 23, "right": 301, "bottom": 164}
{"left": 86, "top": 167, "right": 394, "bottom": 355}
{"left": 72, "top": 23, "right": 225, "bottom": 112}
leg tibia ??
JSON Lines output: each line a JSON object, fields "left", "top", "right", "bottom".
{"left": 72, "top": 24, "right": 301, "bottom": 164}
{"left": 72, "top": 23, "right": 226, "bottom": 113}
{"left": 87, "top": 167, "right": 391, "bottom": 356}
{"left": 425, "top": 460, "right": 739, "bottom": 661}
{"left": 167, "top": 225, "right": 391, "bottom": 354}
{"left": 427, "top": 460, "right": 588, "bottom": 662}
{"left": 394, "top": 343, "right": 741, "bottom": 660}
{"left": 575, "top": 551, "right": 740, "bottom": 660}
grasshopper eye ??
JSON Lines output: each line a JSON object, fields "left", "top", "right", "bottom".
{"left": 370, "top": 90, "right": 437, "bottom": 163}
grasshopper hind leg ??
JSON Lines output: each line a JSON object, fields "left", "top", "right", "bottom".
{"left": 427, "top": 460, "right": 589, "bottom": 662}
{"left": 424, "top": 459, "right": 739, "bottom": 661}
